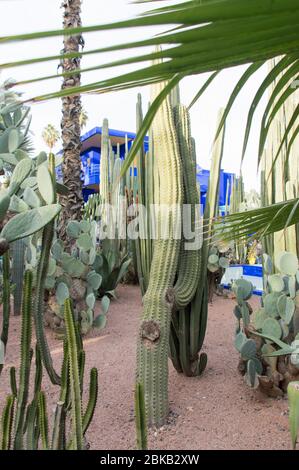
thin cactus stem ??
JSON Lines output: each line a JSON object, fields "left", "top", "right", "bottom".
{"left": 173, "top": 104, "right": 200, "bottom": 309}
{"left": 64, "top": 298, "right": 84, "bottom": 450}
{"left": 135, "top": 382, "right": 147, "bottom": 450}
{"left": 82, "top": 368, "right": 98, "bottom": 435}
{"left": 11, "top": 239, "right": 26, "bottom": 316}
{"left": 34, "top": 345, "right": 43, "bottom": 397}
{"left": 1, "top": 395, "right": 15, "bottom": 450}
{"left": 14, "top": 270, "right": 33, "bottom": 450}
{"left": 9, "top": 367, "right": 17, "bottom": 397}
{"left": 38, "top": 391, "right": 49, "bottom": 450}
{"left": 59, "top": 340, "right": 69, "bottom": 405}
{"left": 79, "top": 350, "right": 85, "bottom": 396}
{"left": 32, "top": 155, "right": 61, "bottom": 385}
{"left": 0, "top": 250, "right": 11, "bottom": 376}
{"left": 25, "top": 401, "right": 39, "bottom": 450}
{"left": 51, "top": 402, "right": 66, "bottom": 450}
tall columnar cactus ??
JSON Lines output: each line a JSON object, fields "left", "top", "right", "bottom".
{"left": 13, "top": 269, "right": 33, "bottom": 450}
{"left": 64, "top": 299, "right": 83, "bottom": 449}
{"left": 133, "top": 87, "right": 226, "bottom": 413}
{"left": 170, "top": 108, "right": 226, "bottom": 377}
{"left": 260, "top": 58, "right": 299, "bottom": 264}
{"left": 136, "top": 80, "right": 183, "bottom": 426}
{"left": 11, "top": 239, "right": 26, "bottom": 316}
{"left": 99, "top": 118, "right": 110, "bottom": 225}
{"left": 172, "top": 103, "right": 200, "bottom": 309}
{"left": 0, "top": 251, "right": 10, "bottom": 376}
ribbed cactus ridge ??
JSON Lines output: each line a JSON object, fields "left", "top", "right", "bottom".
{"left": 33, "top": 345, "right": 43, "bottom": 397}
{"left": 14, "top": 270, "right": 33, "bottom": 450}
{"left": 51, "top": 402, "right": 65, "bottom": 450}
{"left": 173, "top": 104, "right": 200, "bottom": 308}
{"left": 25, "top": 401, "right": 39, "bottom": 450}
{"left": 0, "top": 251, "right": 10, "bottom": 376}
{"left": 169, "top": 108, "right": 225, "bottom": 377}
{"left": 136, "top": 80, "right": 183, "bottom": 426}
{"left": 9, "top": 367, "right": 17, "bottom": 398}
{"left": 38, "top": 391, "right": 49, "bottom": 450}
{"left": 135, "top": 382, "right": 147, "bottom": 450}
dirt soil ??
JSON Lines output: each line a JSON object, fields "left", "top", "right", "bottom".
{"left": 0, "top": 285, "right": 291, "bottom": 450}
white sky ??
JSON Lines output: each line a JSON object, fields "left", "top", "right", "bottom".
{"left": 0, "top": 0, "right": 268, "bottom": 190}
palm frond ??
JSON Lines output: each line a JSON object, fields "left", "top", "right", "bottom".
{"left": 213, "top": 198, "right": 299, "bottom": 242}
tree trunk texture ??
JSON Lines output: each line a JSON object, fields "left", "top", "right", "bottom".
{"left": 58, "top": 0, "right": 84, "bottom": 246}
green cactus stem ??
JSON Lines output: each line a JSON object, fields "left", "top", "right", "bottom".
{"left": 14, "top": 270, "right": 33, "bottom": 450}
{"left": 135, "top": 382, "right": 147, "bottom": 450}
{"left": 0, "top": 251, "right": 10, "bottom": 376}
{"left": 9, "top": 367, "right": 17, "bottom": 398}
{"left": 1, "top": 395, "right": 15, "bottom": 450}
{"left": 136, "top": 80, "right": 183, "bottom": 426}
{"left": 11, "top": 239, "right": 26, "bottom": 316}
{"left": 173, "top": 103, "right": 200, "bottom": 309}
{"left": 34, "top": 345, "right": 43, "bottom": 396}
{"left": 51, "top": 402, "right": 66, "bottom": 450}
{"left": 288, "top": 381, "right": 299, "bottom": 450}
{"left": 82, "top": 368, "right": 98, "bottom": 435}
{"left": 25, "top": 400, "right": 39, "bottom": 450}
{"left": 33, "top": 154, "right": 61, "bottom": 385}
{"left": 38, "top": 391, "right": 49, "bottom": 450}
{"left": 64, "top": 298, "right": 84, "bottom": 449}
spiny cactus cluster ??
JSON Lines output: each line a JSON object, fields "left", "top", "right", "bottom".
{"left": 42, "top": 219, "right": 110, "bottom": 335}
{"left": 0, "top": 271, "right": 98, "bottom": 450}
{"left": 233, "top": 251, "right": 299, "bottom": 396}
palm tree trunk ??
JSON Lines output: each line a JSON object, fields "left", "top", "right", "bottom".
{"left": 58, "top": 0, "right": 83, "bottom": 246}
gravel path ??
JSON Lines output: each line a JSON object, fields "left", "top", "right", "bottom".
{"left": 0, "top": 285, "right": 291, "bottom": 450}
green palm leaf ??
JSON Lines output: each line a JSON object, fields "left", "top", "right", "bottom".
{"left": 213, "top": 198, "right": 299, "bottom": 242}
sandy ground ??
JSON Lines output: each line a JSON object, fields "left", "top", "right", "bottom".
{"left": 0, "top": 285, "right": 291, "bottom": 450}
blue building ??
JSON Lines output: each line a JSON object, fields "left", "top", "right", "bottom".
{"left": 56, "top": 126, "right": 234, "bottom": 209}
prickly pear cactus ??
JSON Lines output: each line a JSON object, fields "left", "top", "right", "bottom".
{"left": 207, "top": 242, "right": 231, "bottom": 273}
{"left": 233, "top": 251, "right": 299, "bottom": 397}
{"left": 44, "top": 219, "right": 110, "bottom": 335}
